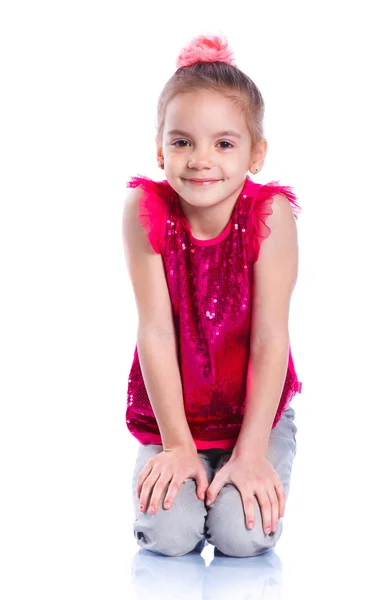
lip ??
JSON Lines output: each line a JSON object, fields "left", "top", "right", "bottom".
{"left": 185, "top": 178, "right": 221, "bottom": 185}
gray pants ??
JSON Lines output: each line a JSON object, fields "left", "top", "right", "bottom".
{"left": 131, "top": 405, "right": 297, "bottom": 558}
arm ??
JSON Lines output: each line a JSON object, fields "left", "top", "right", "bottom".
{"left": 233, "top": 194, "right": 299, "bottom": 459}
{"left": 122, "top": 187, "right": 196, "bottom": 451}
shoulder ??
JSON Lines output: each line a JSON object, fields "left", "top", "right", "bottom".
{"left": 125, "top": 175, "right": 172, "bottom": 213}
{"left": 258, "top": 193, "right": 298, "bottom": 257}
{"left": 126, "top": 174, "right": 167, "bottom": 196}
{"left": 255, "top": 181, "right": 301, "bottom": 220}
{"left": 248, "top": 180, "right": 301, "bottom": 263}
{"left": 265, "top": 192, "right": 298, "bottom": 229}
{"left": 125, "top": 175, "right": 170, "bottom": 254}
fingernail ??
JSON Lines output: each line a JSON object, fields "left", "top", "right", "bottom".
{"left": 265, "top": 527, "right": 271, "bottom": 534}
{"left": 164, "top": 501, "right": 170, "bottom": 508}
{"left": 248, "top": 521, "right": 254, "bottom": 529}
{"left": 206, "top": 499, "right": 212, "bottom": 506}
{"left": 140, "top": 505, "right": 144, "bottom": 512}
{"left": 149, "top": 505, "right": 155, "bottom": 513}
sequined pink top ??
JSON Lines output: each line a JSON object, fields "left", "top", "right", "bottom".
{"left": 125, "top": 175, "right": 302, "bottom": 450}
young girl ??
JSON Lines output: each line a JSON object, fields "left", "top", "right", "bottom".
{"left": 122, "top": 33, "right": 302, "bottom": 559}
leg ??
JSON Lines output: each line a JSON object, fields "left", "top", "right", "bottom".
{"left": 205, "top": 405, "right": 298, "bottom": 558}
{"left": 131, "top": 444, "right": 214, "bottom": 557}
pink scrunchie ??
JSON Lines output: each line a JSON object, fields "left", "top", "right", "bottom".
{"left": 176, "top": 34, "right": 236, "bottom": 69}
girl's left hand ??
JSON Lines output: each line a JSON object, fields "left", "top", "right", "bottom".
{"left": 205, "top": 453, "right": 285, "bottom": 534}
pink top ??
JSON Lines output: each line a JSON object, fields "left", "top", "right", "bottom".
{"left": 125, "top": 174, "right": 302, "bottom": 450}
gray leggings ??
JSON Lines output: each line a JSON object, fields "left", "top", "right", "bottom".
{"left": 131, "top": 405, "right": 297, "bottom": 558}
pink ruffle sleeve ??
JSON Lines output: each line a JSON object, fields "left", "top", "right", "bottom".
{"left": 126, "top": 176, "right": 168, "bottom": 254}
{"left": 251, "top": 181, "right": 301, "bottom": 262}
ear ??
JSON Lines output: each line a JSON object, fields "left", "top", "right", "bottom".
{"left": 156, "top": 135, "right": 164, "bottom": 164}
{"left": 249, "top": 138, "right": 268, "bottom": 174}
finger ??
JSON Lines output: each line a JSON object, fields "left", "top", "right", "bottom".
{"left": 206, "top": 481, "right": 220, "bottom": 505}
{"left": 255, "top": 486, "right": 273, "bottom": 534}
{"left": 195, "top": 469, "right": 210, "bottom": 501}
{"left": 163, "top": 477, "right": 182, "bottom": 509}
{"left": 267, "top": 487, "right": 279, "bottom": 532}
{"left": 275, "top": 478, "right": 286, "bottom": 518}
{"left": 147, "top": 475, "right": 169, "bottom": 514}
{"left": 240, "top": 490, "right": 256, "bottom": 529}
{"left": 139, "top": 471, "right": 160, "bottom": 512}
{"left": 136, "top": 462, "right": 153, "bottom": 499}
{"left": 205, "top": 483, "right": 214, "bottom": 505}
{"left": 206, "top": 471, "right": 226, "bottom": 505}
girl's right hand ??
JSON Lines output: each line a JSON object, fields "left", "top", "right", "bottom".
{"left": 137, "top": 445, "right": 210, "bottom": 515}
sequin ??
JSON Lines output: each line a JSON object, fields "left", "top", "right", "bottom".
{"left": 124, "top": 175, "right": 302, "bottom": 448}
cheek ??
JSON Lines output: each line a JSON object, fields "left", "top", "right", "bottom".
{"left": 166, "top": 152, "right": 188, "bottom": 167}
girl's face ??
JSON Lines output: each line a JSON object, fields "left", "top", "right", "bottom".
{"left": 158, "top": 89, "right": 265, "bottom": 208}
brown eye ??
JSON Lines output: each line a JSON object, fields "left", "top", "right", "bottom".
{"left": 218, "top": 141, "right": 233, "bottom": 149}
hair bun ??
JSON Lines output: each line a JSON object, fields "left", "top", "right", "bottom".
{"left": 176, "top": 34, "right": 236, "bottom": 69}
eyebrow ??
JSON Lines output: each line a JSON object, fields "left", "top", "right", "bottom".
{"left": 167, "top": 129, "right": 242, "bottom": 139}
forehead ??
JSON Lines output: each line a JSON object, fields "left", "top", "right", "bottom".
{"left": 164, "top": 90, "right": 246, "bottom": 134}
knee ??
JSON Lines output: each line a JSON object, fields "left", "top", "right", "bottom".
{"left": 212, "top": 521, "right": 282, "bottom": 558}
{"left": 205, "top": 485, "right": 283, "bottom": 558}
{"left": 134, "top": 525, "right": 200, "bottom": 557}
{"left": 133, "top": 480, "right": 206, "bottom": 557}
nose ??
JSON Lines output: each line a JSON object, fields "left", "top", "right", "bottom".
{"left": 187, "top": 147, "right": 213, "bottom": 169}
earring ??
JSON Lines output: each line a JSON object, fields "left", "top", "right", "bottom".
{"left": 158, "top": 158, "right": 164, "bottom": 169}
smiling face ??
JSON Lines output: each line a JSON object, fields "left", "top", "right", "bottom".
{"left": 157, "top": 89, "right": 267, "bottom": 211}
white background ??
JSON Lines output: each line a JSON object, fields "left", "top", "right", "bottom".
{"left": 1, "top": 0, "right": 380, "bottom": 598}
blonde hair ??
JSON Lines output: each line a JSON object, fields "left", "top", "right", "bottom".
{"left": 155, "top": 60, "right": 265, "bottom": 155}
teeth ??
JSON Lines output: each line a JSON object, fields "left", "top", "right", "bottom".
{"left": 189, "top": 180, "right": 217, "bottom": 184}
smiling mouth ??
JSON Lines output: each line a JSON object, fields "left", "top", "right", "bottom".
{"left": 185, "top": 179, "right": 221, "bottom": 185}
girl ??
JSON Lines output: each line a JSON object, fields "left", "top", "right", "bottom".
{"left": 122, "top": 33, "right": 302, "bottom": 558}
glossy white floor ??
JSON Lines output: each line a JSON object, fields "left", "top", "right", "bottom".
{"left": 3, "top": 389, "right": 378, "bottom": 600}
